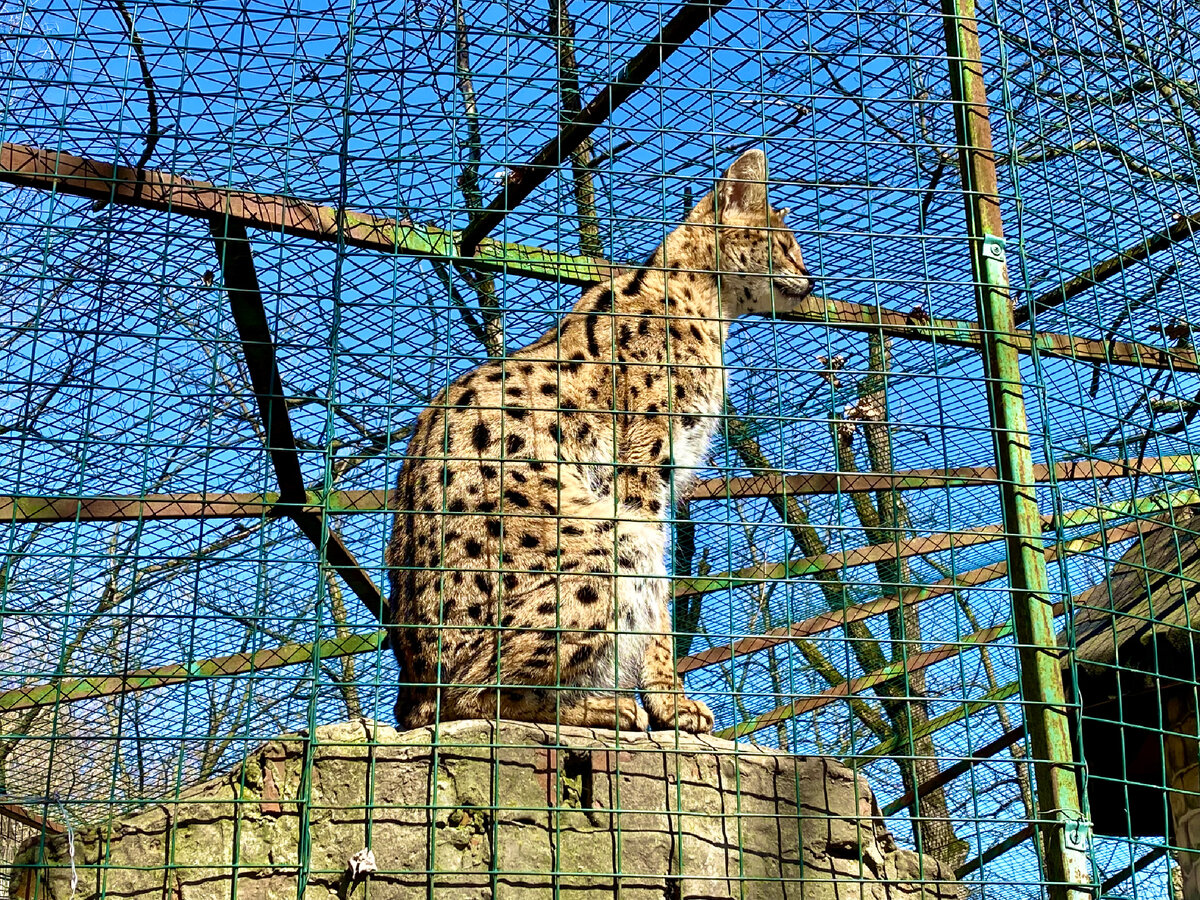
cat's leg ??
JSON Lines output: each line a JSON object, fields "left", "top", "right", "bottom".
{"left": 393, "top": 631, "right": 441, "bottom": 729}
{"left": 639, "top": 593, "right": 714, "bottom": 734}
{"left": 395, "top": 689, "right": 439, "bottom": 729}
{"left": 498, "top": 689, "right": 648, "bottom": 731}
{"left": 604, "top": 521, "right": 713, "bottom": 734}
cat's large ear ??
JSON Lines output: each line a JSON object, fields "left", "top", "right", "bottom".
{"left": 716, "top": 150, "right": 768, "bottom": 221}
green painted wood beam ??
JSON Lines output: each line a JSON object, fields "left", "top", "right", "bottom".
{"left": 3, "top": 142, "right": 1196, "bottom": 373}
{"left": 0, "top": 631, "right": 386, "bottom": 712}
{"left": 0, "top": 142, "right": 610, "bottom": 286}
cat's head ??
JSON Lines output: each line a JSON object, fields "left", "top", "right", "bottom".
{"left": 684, "top": 149, "right": 813, "bottom": 317}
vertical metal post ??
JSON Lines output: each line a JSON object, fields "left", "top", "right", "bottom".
{"left": 940, "top": 2, "right": 1094, "bottom": 897}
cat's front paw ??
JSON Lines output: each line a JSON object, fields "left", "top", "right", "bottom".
{"left": 675, "top": 697, "right": 714, "bottom": 734}
{"left": 647, "top": 694, "right": 714, "bottom": 734}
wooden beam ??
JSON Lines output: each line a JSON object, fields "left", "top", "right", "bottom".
{"left": 680, "top": 515, "right": 1163, "bottom": 676}
{"left": 774, "top": 293, "right": 1200, "bottom": 373}
{"left": 690, "top": 453, "right": 1200, "bottom": 500}
{"left": 676, "top": 559, "right": 1008, "bottom": 673}
{"left": 0, "top": 632, "right": 384, "bottom": 712}
{"left": 714, "top": 617, "right": 1029, "bottom": 740}
{"left": 672, "top": 485, "right": 1195, "bottom": 604}
{"left": 3, "top": 142, "right": 1196, "bottom": 373}
{"left": 5, "top": 454, "right": 1197, "bottom": 524}
{"left": 845, "top": 679, "right": 1020, "bottom": 763}
{"left": 457, "top": 0, "right": 733, "bottom": 254}
{"left": 710, "top": 514, "right": 1170, "bottom": 741}
{"left": 3, "top": 512, "right": 1161, "bottom": 716}
{"left": 672, "top": 518, "right": 1014, "bottom": 600}
{"left": 0, "top": 142, "right": 609, "bottom": 287}
{"left": 0, "top": 802, "right": 66, "bottom": 834}
{"left": 881, "top": 726, "right": 1024, "bottom": 816}
{"left": 1013, "top": 213, "right": 1200, "bottom": 326}
{"left": 0, "top": 490, "right": 389, "bottom": 522}
{"left": 211, "top": 219, "right": 385, "bottom": 623}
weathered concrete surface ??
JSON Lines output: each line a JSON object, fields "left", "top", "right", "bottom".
{"left": 11, "top": 719, "right": 958, "bottom": 899}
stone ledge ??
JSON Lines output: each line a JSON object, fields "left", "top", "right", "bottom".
{"left": 11, "top": 719, "right": 960, "bottom": 899}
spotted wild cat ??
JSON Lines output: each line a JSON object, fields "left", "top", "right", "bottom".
{"left": 386, "top": 149, "right": 812, "bottom": 733}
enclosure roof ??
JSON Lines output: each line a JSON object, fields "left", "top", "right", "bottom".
{"left": 1066, "top": 506, "right": 1200, "bottom": 836}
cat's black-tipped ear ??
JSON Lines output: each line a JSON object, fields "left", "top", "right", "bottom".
{"left": 717, "top": 150, "right": 768, "bottom": 220}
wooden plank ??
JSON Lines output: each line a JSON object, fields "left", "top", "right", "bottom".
{"left": 715, "top": 618, "right": 1027, "bottom": 740}
{"left": 0, "top": 516, "right": 1164, "bottom": 714}
{"left": 0, "top": 632, "right": 385, "bottom": 712}
{"left": 679, "top": 515, "right": 1162, "bottom": 674}
{"left": 690, "top": 453, "right": 1200, "bottom": 500}
{"left": 5, "top": 454, "right": 1197, "bottom": 524}
{"left": 0, "top": 491, "right": 390, "bottom": 522}
{"left": 3, "top": 142, "right": 1196, "bottom": 373}
{"left": 1014, "top": 213, "right": 1200, "bottom": 326}
{"left": 775, "top": 294, "right": 1200, "bottom": 373}
{"left": 0, "top": 802, "right": 66, "bottom": 834}
{"left": 677, "top": 560, "right": 1008, "bottom": 673}
{"left": 0, "top": 142, "right": 609, "bottom": 286}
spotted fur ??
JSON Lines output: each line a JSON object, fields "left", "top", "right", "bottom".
{"left": 386, "top": 150, "right": 812, "bottom": 733}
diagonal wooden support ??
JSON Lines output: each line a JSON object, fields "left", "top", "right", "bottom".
{"left": 0, "top": 511, "right": 1164, "bottom": 716}
{"left": 680, "top": 513, "right": 1166, "bottom": 675}
{"left": 1014, "top": 212, "right": 1200, "bottom": 326}
{"left": 714, "top": 617, "right": 1030, "bottom": 740}
{"left": 0, "top": 142, "right": 609, "bottom": 286}
{"left": 0, "top": 801, "right": 66, "bottom": 834}
{"left": 456, "top": 0, "right": 732, "bottom": 255}
{"left": 209, "top": 219, "right": 385, "bottom": 622}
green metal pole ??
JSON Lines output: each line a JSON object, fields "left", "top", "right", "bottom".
{"left": 940, "top": 2, "right": 1094, "bottom": 897}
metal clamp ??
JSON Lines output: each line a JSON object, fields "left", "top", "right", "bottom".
{"left": 1059, "top": 812, "right": 1093, "bottom": 854}
{"left": 982, "top": 234, "right": 1008, "bottom": 263}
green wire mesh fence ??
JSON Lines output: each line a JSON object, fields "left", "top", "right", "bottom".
{"left": 2, "top": 0, "right": 1200, "bottom": 896}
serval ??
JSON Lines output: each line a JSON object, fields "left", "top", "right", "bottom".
{"left": 386, "top": 150, "right": 812, "bottom": 733}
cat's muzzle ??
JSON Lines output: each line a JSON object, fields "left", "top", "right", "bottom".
{"left": 774, "top": 271, "right": 814, "bottom": 299}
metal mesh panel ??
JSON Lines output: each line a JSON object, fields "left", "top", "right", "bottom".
{"left": 2, "top": 0, "right": 1200, "bottom": 896}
